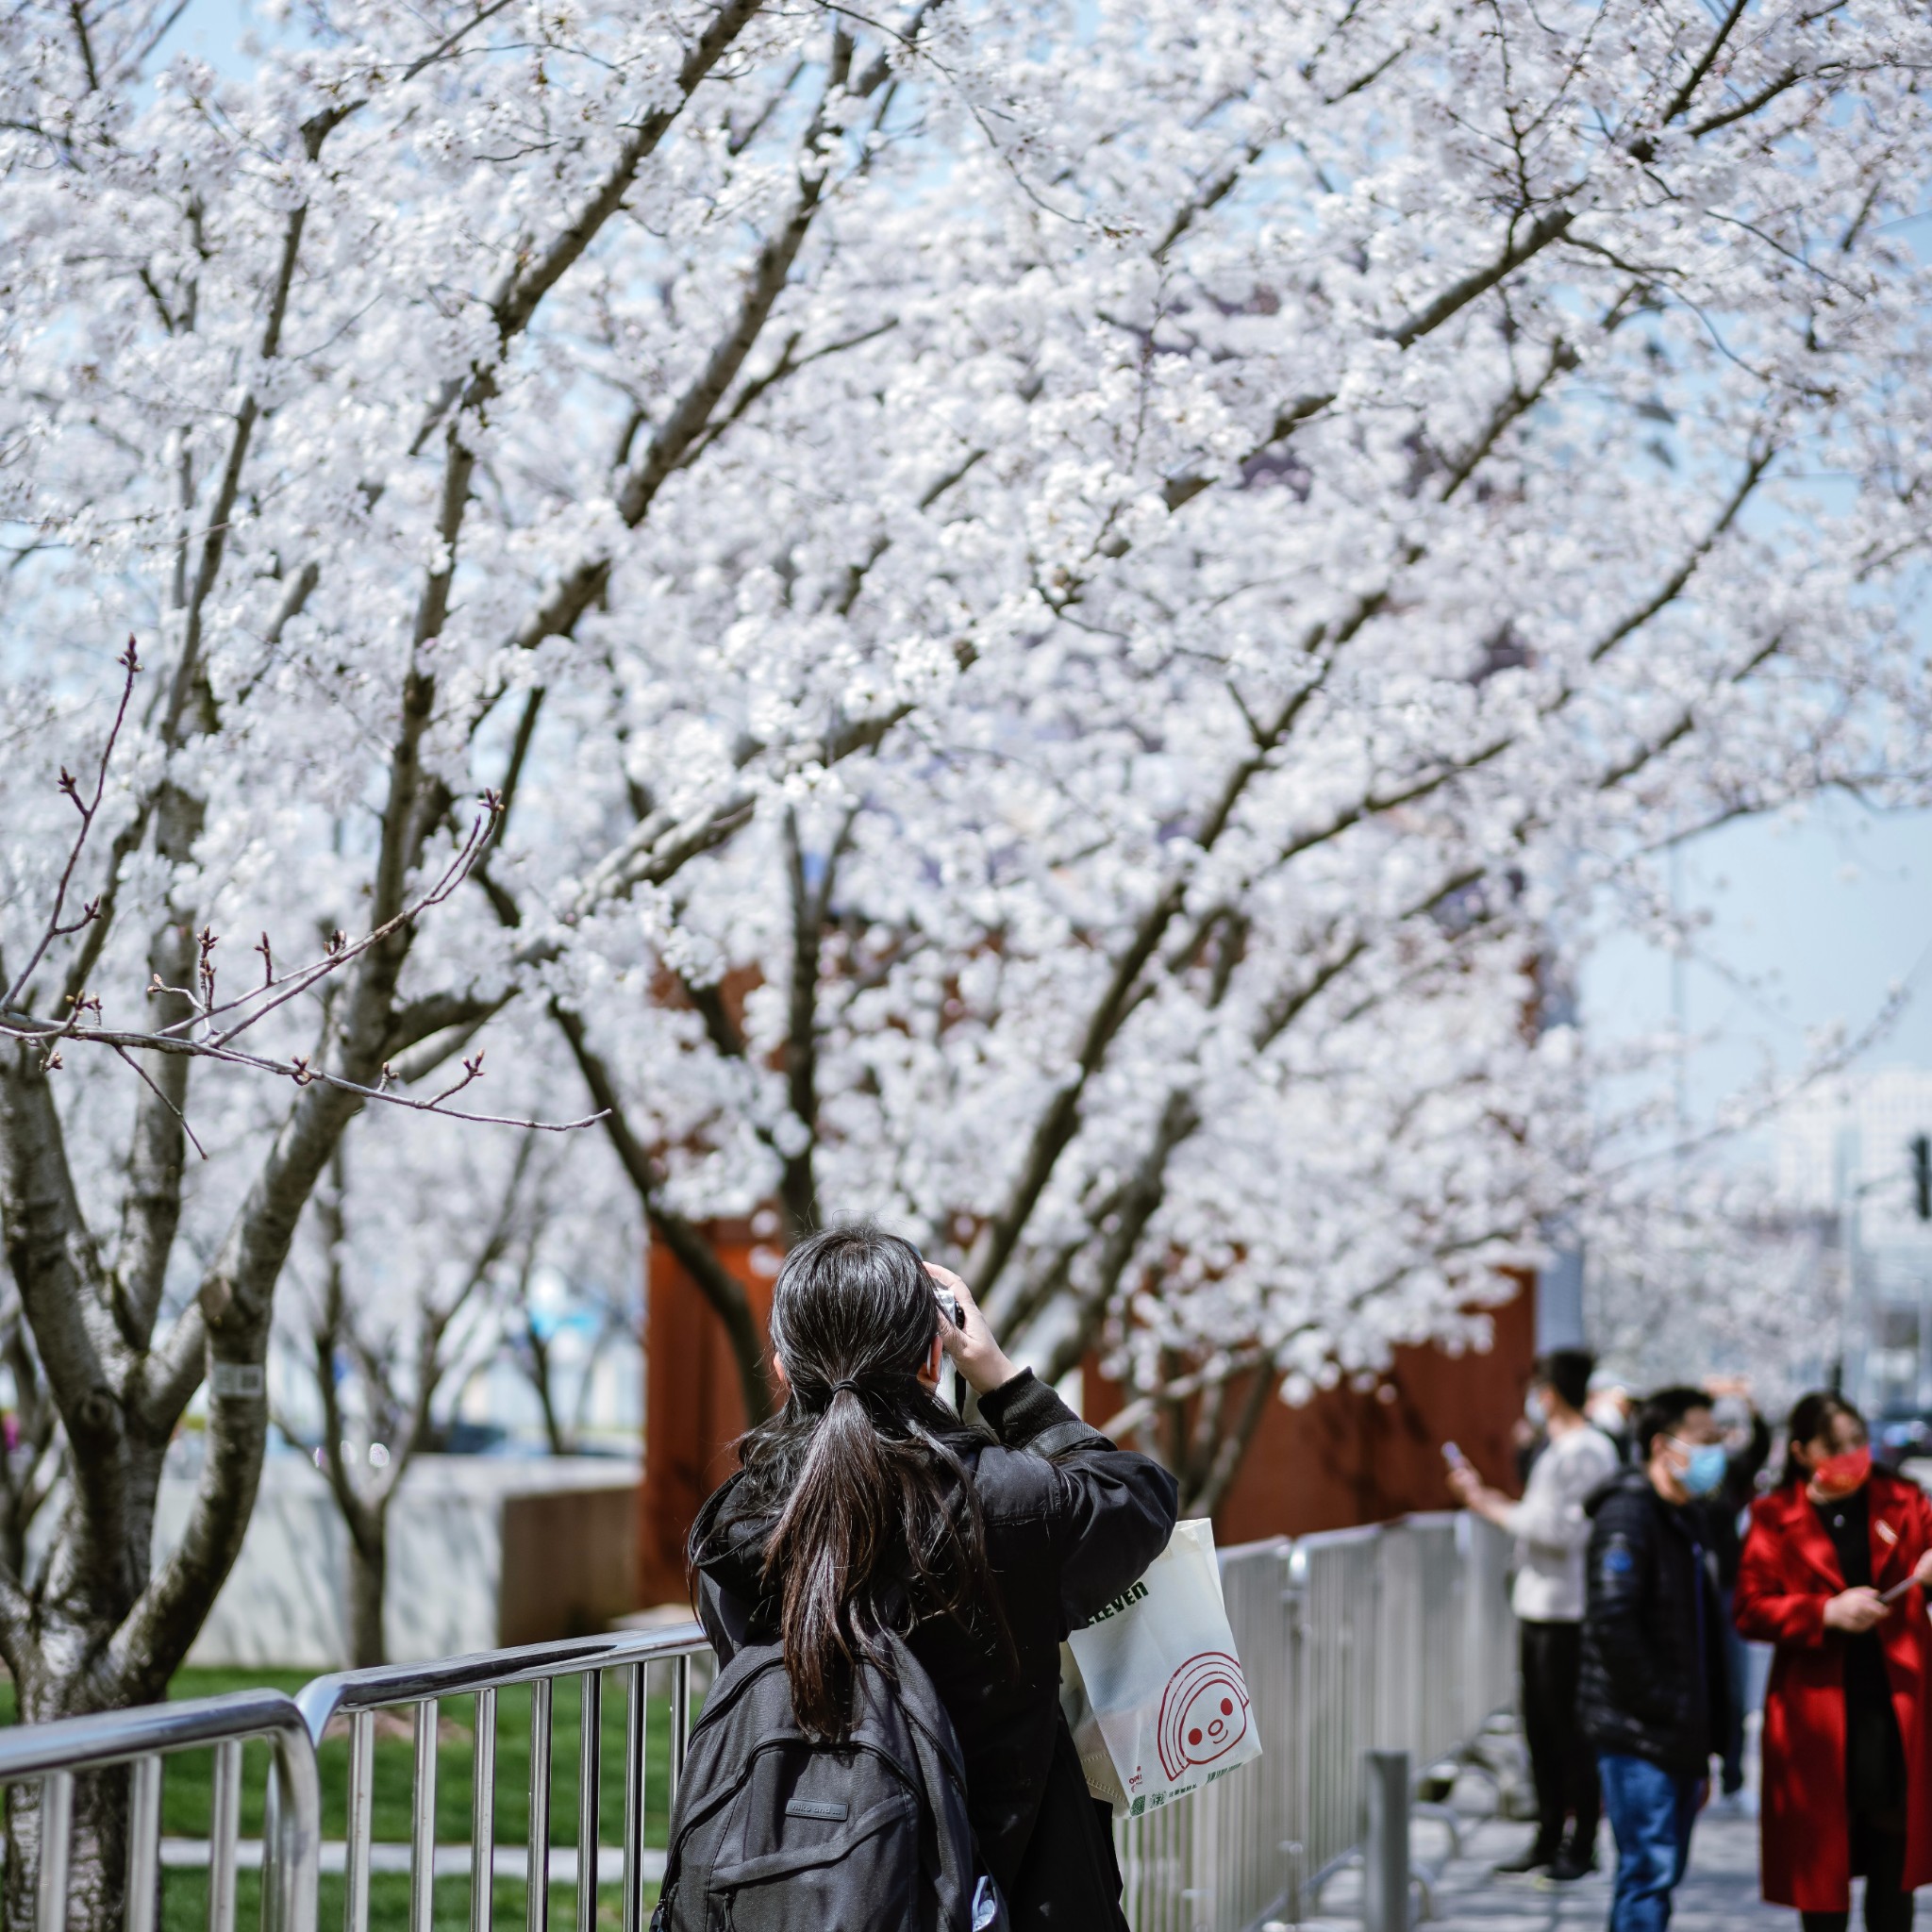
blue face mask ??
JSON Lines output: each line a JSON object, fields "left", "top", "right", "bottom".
{"left": 1680, "top": 1443, "right": 1728, "bottom": 1497}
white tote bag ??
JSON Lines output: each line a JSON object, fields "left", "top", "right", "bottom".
{"left": 1061, "top": 1518, "right": 1262, "bottom": 1817}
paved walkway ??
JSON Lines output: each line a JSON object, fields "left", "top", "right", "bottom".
{"left": 1417, "top": 1797, "right": 1787, "bottom": 1931}
{"left": 1312, "top": 1719, "right": 1798, "bottom": 1931}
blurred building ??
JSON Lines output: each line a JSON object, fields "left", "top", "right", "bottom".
{"left": 1779, "top": 1068, "right": 1932, "bottom": 1426}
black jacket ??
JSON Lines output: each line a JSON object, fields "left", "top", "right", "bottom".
{"left": 1579, "top": 1468, "right": 1731, "bottom": 1774}
{"left": 689, "top": 1370, "right": 1179, "bottom": 1931}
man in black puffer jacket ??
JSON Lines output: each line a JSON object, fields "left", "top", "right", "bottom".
{"left": 1579, "top": 1385, "right": 1732, "bottom": 1932}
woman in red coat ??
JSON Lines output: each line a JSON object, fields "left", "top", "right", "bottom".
{"left": 1735, "top": 1392, "right": 1932, "bottom": 1931}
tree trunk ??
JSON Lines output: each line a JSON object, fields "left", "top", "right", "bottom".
{"left": 3, "top": 1765, "right": 133, "bottom": 1932}
{"left": 536, "top": 1374, "right": 569, "bottom": 1457}
{"left": 522, "top": 1323, "right": 571, "bottom": 1456}
{"left": 347, "top": 1518, "right": 388, "bottom": 1669}
{"left": 1181, "top": 1364, "right": 1278, "bottom": 1519}
{"left": 0, "top": 1627, "right": 159, "bottom": 1932}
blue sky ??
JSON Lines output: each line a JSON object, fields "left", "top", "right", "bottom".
{"left": 1582, "top": 799, "right": 1932, "bottom": 1141}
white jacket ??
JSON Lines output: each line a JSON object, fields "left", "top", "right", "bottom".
{"left": 1502, "top": 1424, "right": 1622, "bottom": 1624}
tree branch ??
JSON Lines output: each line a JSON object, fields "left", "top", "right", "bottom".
{"left": 1588, "top": 444, "right": 1774, "bottom": 664}
{"left": 547, "top": 1002, "right": 772, "bottom": 1425}
{"left": 973, "top": 674, "right": 1322, "bottom": 1316}
{"left": 1387, "top": 208, "right": 1575, "bottom": 349}
{"left": 779, "top": 805, "right": 857, "bottom": 1239}
{"left": 1184, "top": 1361, "right": 1275, "bottom": 1516}
{"left": 1438, "top": 337, "right": 1578, "bottom": 501}
{"left": 1659, "top": 0, "right": 1752, "bottom": 126}
{"left": 2, "top": 641, "right": 142, "bottom": 1015}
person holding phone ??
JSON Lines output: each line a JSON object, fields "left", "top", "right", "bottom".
{"left": 1449, "top": 1350, "right": 1621, "bottom": 1879}
{"left": 686, "top": 1224, "right": 1177, "bottom": 1929}
{"left": 1735, "top": 1391, "right": 1932, "bottom": 1931}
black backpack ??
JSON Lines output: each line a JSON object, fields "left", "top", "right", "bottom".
{"left": 651, "top": 1630, "right": 1006, "bottom": 1932}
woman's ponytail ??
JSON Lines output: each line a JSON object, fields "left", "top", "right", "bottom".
{"left": 708, "top": 1225, "right": 1008, "bottom": 1741}
{"left": 764, "top": 1384, "right": 904, "bottom": 1738}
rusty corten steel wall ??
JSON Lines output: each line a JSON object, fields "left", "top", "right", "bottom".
{"left": 1088, "top": 1273, "right": 1538, "bottom": 1544}
{"left": 637, "top": 1224, "right": 774, "bottom": 1607}
{"left": 499, "top": 1482, "right": 640, "bottom": 1646}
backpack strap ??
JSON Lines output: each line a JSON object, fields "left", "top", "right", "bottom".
{"left": 876, "top": 1632, "right": 1008, "bottom": 1932}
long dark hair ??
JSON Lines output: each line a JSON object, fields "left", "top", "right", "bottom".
{"left": 1780, "top": 1390, "right": 1866, "bottom": 1488}
{"left": 713, "top": 1224, "right": 1008, "bottom": 1740}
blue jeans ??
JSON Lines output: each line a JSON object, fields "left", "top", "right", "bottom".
{"left": 1599, "top": 1754, "right": 1700, "bottom": 1932}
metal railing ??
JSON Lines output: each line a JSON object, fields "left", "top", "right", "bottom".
{"left": 1112, "top": 1511, "right": 1518, "bottom": 1932}
{"left": 0, "top": 1511, "right": 1513, "bottom": 1932}
{"left": 0, "top": 1689, "right": 321, "bottom": 1932}
{"left": 292, "top": 1624, "right": 710, "bottom": 1932}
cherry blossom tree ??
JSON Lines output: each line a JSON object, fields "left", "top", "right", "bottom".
{"left": 0, "top": 0, "right": 858, "bottom": 1912}
{"left": 498, "top": 0, "right": 1932, "bottom": 1499}
{"left": 5, "top": 0, "right": 1932, "bottom": 1917}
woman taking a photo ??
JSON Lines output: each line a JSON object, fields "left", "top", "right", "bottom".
{"left": 1735, "top": 1392, "right": 1932, "bottom": 1931}
{"left": 688, "top": 1224, "right": 1178, "bottom": 1929}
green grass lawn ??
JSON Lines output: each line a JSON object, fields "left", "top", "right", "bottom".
{"left": 158, "top": 1871, "right": 628, "bottom": 1932}
{"left": 1, "top": 1667, "right": 698, "bottom": 1932}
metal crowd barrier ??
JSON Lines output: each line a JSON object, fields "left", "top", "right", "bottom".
{"left": 292, "top": 1623, "right": 710, "bottom": 1932}
{"left": 0, "top": 1688, "right": 320, "bottom": 1932}
{"left": 0, "top": 1514, "right": 1512, "bottom": 1932}
{"left": 1113, "top": 1510, "right": 1518, "bottom": 1932}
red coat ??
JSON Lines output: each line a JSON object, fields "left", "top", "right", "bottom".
{"left": 1733, "top": 1470, "right": 1932, "bottom": 1912}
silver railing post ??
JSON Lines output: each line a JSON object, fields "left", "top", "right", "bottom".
{"left": 576, "top": 1671, "right": 602, "bottom": 1932}
{"left": 345, "top": 1710, "right": 375, "bottom": 1932}
{"left": 265, "top": 1724, "right": 323, "bottom": 1932}
{"left": 472, "top": 1687, "right": 498, "bottom": 1932}
{"left": 209, "top": 1738, "right": 242, "bottom": 1932}
{"left": 1283, "top": 1540, "right": 1308, "bottom": 1926}
{"left": 526, "top": 1675, "right": 554, "bottom": 1932}
{"left": 669, "top": 1656, "right": 691, "bottom": 1808}
{"left": 35, "top": 1770, "right": 73, "bottom": 1932}
{"left": 1363, "top": 1749, "right": 1410, "bottom": 1932}
{"left": 126, "top": 1753, "right": 163, "bottom": 1932}
{"left": 411, "top": 1700, "right": 439, "bottom": 1932}
{"left": 620, "top": 1664, "right": 646, "bottom": 1932}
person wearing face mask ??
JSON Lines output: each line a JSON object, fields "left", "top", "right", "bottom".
{"left": 1578, "top": 1386, "right": 1734, "bottom": 1932}
{"left": 1734, "top": 1392, "right": 1932, "bottom": 1932}
{"left": 1449, "top": 1350, "right": 1621, "bottom": 1879}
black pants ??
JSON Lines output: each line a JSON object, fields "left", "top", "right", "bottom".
{"left": 1005, "top": 1717, "right": 1131, "bottom": 1930}
{"left": 1801, "top": 1824, "right": 1915, "bottom": 1932}
{"left": 1521, "top": 1620, "right": 1598, "bottom": 1854}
